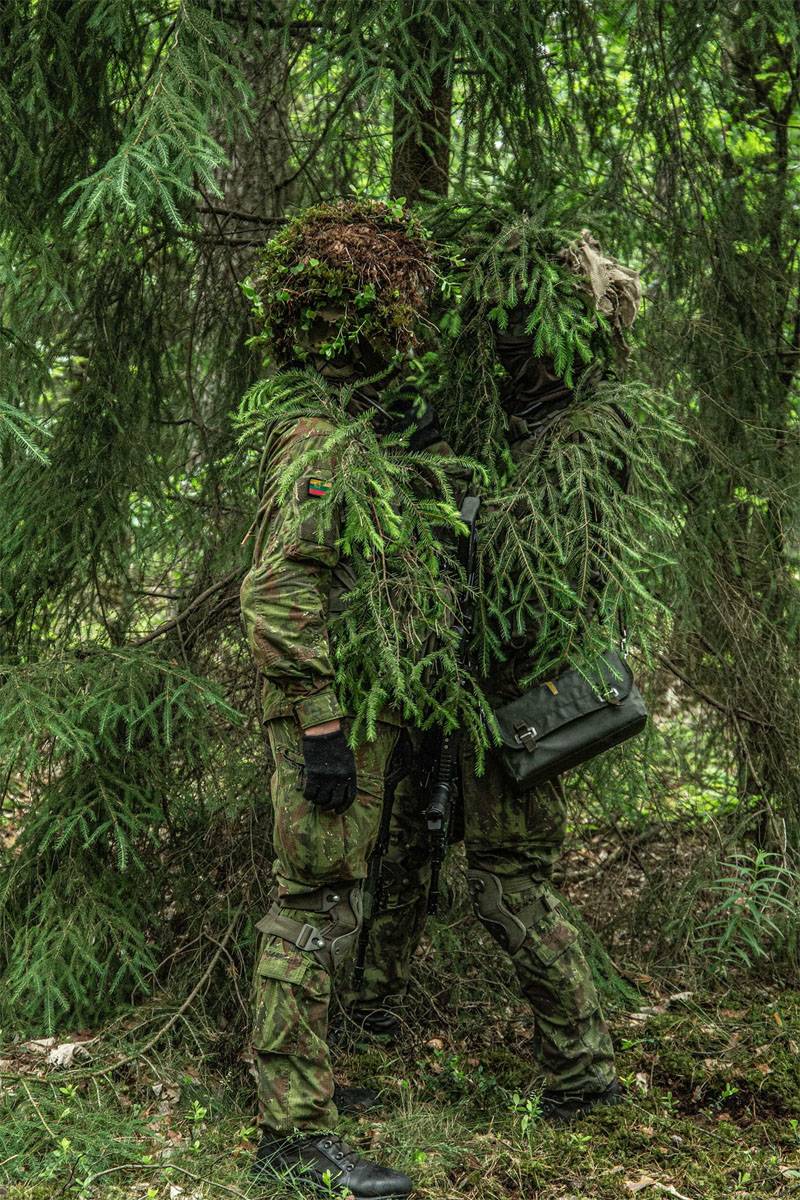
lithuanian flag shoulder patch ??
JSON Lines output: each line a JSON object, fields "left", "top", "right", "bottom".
{"left": 307, "top": 477, "right": 331, "bottom": 498}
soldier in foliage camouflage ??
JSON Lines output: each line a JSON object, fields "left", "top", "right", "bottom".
{"left": 241, "top": 202, "right": 445, "bottom": 1199}
{"left": 241, "top": 204, "right": 632, "bottom": 1197}
{"left": 350, "top": 232, "right": 642, "bottom": 1125}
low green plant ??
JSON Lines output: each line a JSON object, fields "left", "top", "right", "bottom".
{"left": 697, "top": 851, "right": 800, "bottom": 971}
{"left": 508, "top": 1090, "right": 542, "bottom": 1142}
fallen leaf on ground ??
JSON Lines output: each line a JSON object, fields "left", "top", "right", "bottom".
{"left": 629, "top": 1007, "right": 666, "bottom": 1022}
{"left": 625, "top": 1176, "right": 693, "bottom": 1200}
{"left": 47, "top": 1042, "right": 89, "bottom": 1068}
{"left": 23, "top": 1038, "right": 55, "bottom": 1054}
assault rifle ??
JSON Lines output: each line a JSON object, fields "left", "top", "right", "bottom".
{"left": 426, "top": 494, "right": 481, "bottom": 915}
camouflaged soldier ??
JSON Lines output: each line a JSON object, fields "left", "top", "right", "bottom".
{"left": 350, "top": 233, "right": 643, "bottom": 1122}
{"left": 240, "top": 203, "right": 446, "bottom": 1198}
{"left": 242, "top": 207, "right": 633, "bottom": 1197}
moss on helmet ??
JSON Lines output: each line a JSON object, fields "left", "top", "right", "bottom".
{"left": 244, "top": 199, "right": 437, "bottom": 366}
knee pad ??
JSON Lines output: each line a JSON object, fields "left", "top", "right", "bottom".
{"left": 256, "top": 883, "right": 363, "bottom": 974}
{"left": 468, "top": 869, "right": 529, "bottom": 955}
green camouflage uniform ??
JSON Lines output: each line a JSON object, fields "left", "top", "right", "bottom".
{"left": 242, "top": 383, "right": 427, "bottom": 1134}
{"left": 352, "top": 409, "right": 616, "bottom": 1101}
{"left": 242, "top": 383, "right": 615, "bottom": 1135}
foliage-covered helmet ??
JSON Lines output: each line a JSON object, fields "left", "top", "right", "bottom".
{"left": 245, "top": 199, "right": 436, "bottom": 366}
{"left": 455, "top": 211, "right": 642, "bottom": 388}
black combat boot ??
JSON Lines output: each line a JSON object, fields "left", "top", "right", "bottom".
{"left": 351, "top": 1005, "right": 402, "bottom": 1041}
{"left": 253, "top": 1131, "right": 413, "bottom": 1198}
{"left": 329, "top": 1006, "right": 402, "bottom": 1047}
{"left": 334, "top": 1081, "right": 383, "bottom": 1115}
{"left": 541, "top": 1078, "right": 624, "bottom": 1123}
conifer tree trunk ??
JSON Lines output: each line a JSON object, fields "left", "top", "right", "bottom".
{"left": 174, "top": 21, "right": 296, "bottom": 661}
{"left": 389, "top": 14, "right": 451, "bottom": 202}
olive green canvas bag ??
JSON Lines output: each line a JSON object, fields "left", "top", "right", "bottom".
{"left": 492, "top": 649, "right": 648, "bottom": 791}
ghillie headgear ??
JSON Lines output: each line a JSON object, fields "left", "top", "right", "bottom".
{"left": 558, "top": 231, "right": 641, "bottom": 341}
{"left": 492, "top": 230, "right": 642, "bottom": 423}
{"left": 246, "top": 199, "right": 436, "bottom": 367}
{"left": 438, "top": 210, "right": 643, "bottom": 459}
{"left": 466, "top": 216, "right": 642, "bottom": 386}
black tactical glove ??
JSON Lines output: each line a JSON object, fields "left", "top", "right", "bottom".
{"left": 302, "top": 730, "right": 358, "bottom": 815}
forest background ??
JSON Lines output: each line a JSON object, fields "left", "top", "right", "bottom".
{"left": 1, "top": 2, "right": 800, "bottom": 1198}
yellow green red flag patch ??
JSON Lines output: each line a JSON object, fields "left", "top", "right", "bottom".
{"left": 307, "top": 477, "right": 331, "bottom": 498}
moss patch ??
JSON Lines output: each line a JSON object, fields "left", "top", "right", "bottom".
{"left": 247, "top": 198, "right": 436, "bottom": 365}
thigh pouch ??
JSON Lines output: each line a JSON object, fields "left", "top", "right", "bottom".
{"left": 256, "top": 883, "right": 363, "bottom": 975}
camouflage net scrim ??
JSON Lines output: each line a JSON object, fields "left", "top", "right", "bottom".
{"left": 247, "top": 199, "right": 436, "bottom": 366}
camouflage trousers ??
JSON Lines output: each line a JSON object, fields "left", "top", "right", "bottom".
{"left": 251, "top": 718, "right": 615, "bottom": 1134}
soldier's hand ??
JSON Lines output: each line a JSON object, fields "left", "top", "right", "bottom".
{"left": 302, "top": 728, "right": 358, "bottom": 815}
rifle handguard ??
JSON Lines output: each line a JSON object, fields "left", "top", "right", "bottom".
{"left": 427, "top": 781, "right": 451, "bottom": 830}
{"left": 424, "top": 495, "right": 481, "bottom": 919}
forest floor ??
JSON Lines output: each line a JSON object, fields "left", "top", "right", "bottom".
{"left": 2, "top": 830, "right": 799, "bottom": 1200}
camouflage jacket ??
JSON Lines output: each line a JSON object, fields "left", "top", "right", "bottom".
{"left": 240, "top": 372, "right": 450, "bottom": 729}
{"left": 240, "top": 412, "right": 348, "bottom": 729}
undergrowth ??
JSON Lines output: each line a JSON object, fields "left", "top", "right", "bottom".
{"left": 2, "top": 966, "right": 798, "bottom": 1198}
{"left": 2, "top": 701, "right": 799, "bottom": 1198}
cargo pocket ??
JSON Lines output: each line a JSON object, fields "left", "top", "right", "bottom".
{"left": 252, "top": 939, "right": 331, "bottom": 1059}
{"left": 343, "top": 766, "right": 385, "bottom": 871}
{"left": 524, "top": 779, "right": 567, "bottom": 854}
{"left": 526, "top": 908, "right": 598, "bottom": 1021}
{"left": 529, "top": 907, "right": 579, "bottom": 966}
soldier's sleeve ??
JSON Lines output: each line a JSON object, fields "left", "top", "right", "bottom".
{"left": 240, "top": 417, "right": 345, "bottom": 729}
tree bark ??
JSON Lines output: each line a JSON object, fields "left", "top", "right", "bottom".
{"left": 390, "top": 20, "right": 451, "bottom": 203}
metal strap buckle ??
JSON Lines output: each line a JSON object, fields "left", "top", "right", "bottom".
{"left": 513, "top": 721, "right": 538, "bottom": 753}
{"left": 295, "top": 922, "right": 326, "bottom": 952}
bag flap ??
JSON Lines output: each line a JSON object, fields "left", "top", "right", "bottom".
{"left": 494, "top": 650, "right": 634, "bottom": 751}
